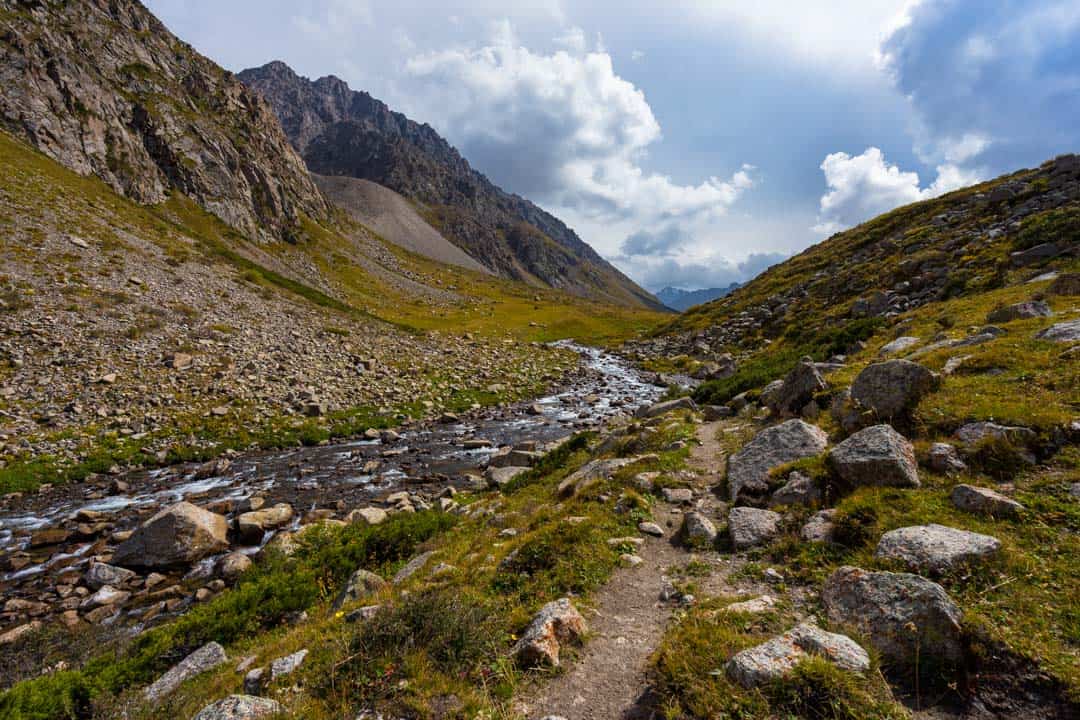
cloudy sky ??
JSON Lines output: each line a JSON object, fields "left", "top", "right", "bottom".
{"left": 147, "top": 0, "right": 1080, "bottom": 292}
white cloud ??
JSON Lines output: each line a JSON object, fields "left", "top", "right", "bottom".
{"left": 813, "top": 147, "right": 982, "bottom": 234}
{"left": 631, "top": 49, "right": 645, "bottom": 61}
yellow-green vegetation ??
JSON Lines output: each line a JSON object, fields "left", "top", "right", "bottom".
{"left": 652, "top": 597, "right": 908, "bottom": 720}
{"left": 0, "top": 416, "right": 698, "bottom": 719}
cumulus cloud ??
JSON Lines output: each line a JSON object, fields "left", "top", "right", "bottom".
{"left": 880, "top": 0, "right": 1080, "bottom": 170}
{"left": 621, "top": 251, "right": 788, "bottom": 291}
{"left": 812, "top": 147, "right": 981, "bottom": 234}
{"left": 400, "top": 26, "right": 754, "bottom": 225}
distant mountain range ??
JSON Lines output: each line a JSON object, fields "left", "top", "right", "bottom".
{"left": 238, "top": 62, "right": 664, "bottom": 310}
{"left": 656, "top": 284, "right": 741, "bottom": 311}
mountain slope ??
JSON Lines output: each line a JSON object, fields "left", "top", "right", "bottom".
{"left": 656, "top": 283, "right": 740, "bottom": 311}
{"left": 0, "top": 0, "right": 327, "bottom": 243}
{"left": 238, "top": 61, "right": 665, "bottom": 311}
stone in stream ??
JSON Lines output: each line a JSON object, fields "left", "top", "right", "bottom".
{"left": 145, "top": 641, "right": 228, "bottom": 702}
{"left": 728, "top": 507, "right": 782, "bottom": 550}
{"left": 84, "top": 561, "right": 136, "bottom": 590}
{"left": 236, "top": 503, "right": 294, "bottom": 545}
{"left": 874, "top": 524, "right": 1001, "bottom": 573}
{"left": 726, "top": 622, "right": 869, "bottom": 688}
{"left": 727, "top": 419, "right": 828, "bottom": 504}
{"left": 950, "top": 484, "right": 1024, "bottom": 518}
{"left": 829, "top": 424, "right": 919, "bottom": 488}
{"left": 822, "top": 566, "right": 963, "bottom": 669}
{"left": 113, "top": 501, "right": 229, "bottom": 568}
{"left": 512, "top": 598, "right": 587, "bottom": 667}
{"left": 191, "top": 695, "right": 281, "bottom": 720}
{"left": 346, "top": 506, "right": 388, "bottom": 525}
{"left": 216, "top": 552, "right": 253, "bottom": 581}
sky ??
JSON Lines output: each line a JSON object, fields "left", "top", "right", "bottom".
{"left": 146, "top": 0, "right": 1080, "bottom": 292}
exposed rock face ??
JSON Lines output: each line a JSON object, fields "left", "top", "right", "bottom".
{"left": 950, "top": 484, "right": 1024, "bottom": 518}
{"left": 145, "top": 641, "right": 228, "bottom": 702}
{"left": 986, "top": 301, "right": 1052, "bottom": 323}
{"left": 850, "top": 360, "right": 939, "bottom": 421}
{"left": 768, "top": 357, "right": 827, "bottom": 416}
{"left": 822, "top": 566, "right": 964, "bottom": 669}
{"left": 726, "top": 622, "right": 869, "bottom": 688}
{"left": 727, "top": 420, "right": 828, "bottom": 504}
{"left": 728, "top": 507, "right": 782, "bottom": 550}
{"left": 191, "top": 695, "right": 282, "bottom": 720}
{"left": 829, "top": 425, "right": 919, "bottom": 489}
{"left": 0, "top": 0, "right": 327, "bottom": 243}
{"left": 238, "top": 61, "right": 663, "bottom": 310}
{"left": 512, "top": 598, "right": 587, "bottom": 667}
{"left": 113, "top": 502, "right": 229, "bottom": 568}
{"left": 875, "top": 524, "right": 1002, "bottom": 573}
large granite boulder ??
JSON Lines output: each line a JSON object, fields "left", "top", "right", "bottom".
{"left": 768, "top": 357, "right": 826, "bottom": 416}
{"left": 850, "top": 360, "right": 939, "bottom": 421}
{"left": 726, "top": 622, "right": 869, "bottom": 688}
{"left": 727, "top": 420, "right": 828, "bottom": 504}
{"left": 874, "top": 524, "right": 1001, "bottom": 574}
{"left": 829, "top": 425, "right": 919, "bottom": 488}
{"left": 822, "top": 566, "right": 963, "bottom": 669}
{"left": 513, "top": 598, "right": 587, "bottom": 667}
{"left": 113, "top": 502, "right": 228, "bottom": 568}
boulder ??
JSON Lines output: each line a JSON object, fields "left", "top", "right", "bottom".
{"left": 768, "top": 357, "right": 826, "bottom": 416}
{"left": 829, "top": 425, "right": 919, "bottom": 488}
{"left": 393, "top": 550, "right": 435, "bottom": 584}
{"left": 950, "top": 484, "right": 1024, "bottom": 518}
{"left": 1036, "top": 319, "right": 1080, "bottom": 343}
{"left": 850, "top": 360, "right": 939, "bottom": 421}
{"left": 345, "top": 507, "right": 388, "bottom": 526}
{"left": 726, "top": 622, "right": 869, "bottom": 689}
{"left": 513, "top": 598, "right": 587, "bottom": 667}
{"left": 954, "top": 421, "right": 1036, "bottom": 448}
{"left": 758, "top": 380, "right": 785, "bottom": 410}
{"left": 727, "top": 420, "right": 828, "bottom": 504}
{"left": 927, "top": 443, "right": 967, "bottom": 475}
{"left": 679, "top": 511, "right": 718, "bottom": 547}
{"left": 145, "top": 641, "right": 228, "bottom": 702}
{"left": 113, "top": 502, "right": 228, "bottom": 568}
{"left": 728, "top": 507, "right": 782, "bottom": 550}
{"left": 270, "top": 649, "right": 307, "bottom": 679}
{"left": 485, "top": 465, "right": 531, "bottom": 489}
{"left": 986, "top": 301, "right": 1052, "bottom": 323}
{"left": 191, "top": 695, "right": 282, "bottom": 720}
{"left": 488, "top": 448, "right": 542, "bottom": 468}
{"left": 879, "top": 336, "right": 920, "bottom": 356}
{"left": 334, "top": 569, "right": 387, "bottom": 609}
{"left": 722, "top": 595, "right": 778, "bottom": 614}
{"left": 635, "top": 396, "right": 697, "bottom": 418}
{"left": 216, "top": 552, "right": 253, "bottom": 581}
{"left": 557, "top": 458, "right": 634, "bottom": 498}
{"left": 1048, "top": 272, "right": 1080, "bottom": 296}
{"left": 85, "top": 561, "right": 136, "bottom": 590}
{"left": 236, "top": 503, "right": 294, "bottom": 545}
{"left": 638, "top": 521, "right": 665, "bottom": 537}
{"left": 874, "top": 524, "right": 1001, "bottom": 573}
{"left": 801, "top": 509, "right": 838, "bottom": 543}
{"left": 768, "top": 471, "right": 821, "bottom": 508}
{"left": 822, "top": 566, "right": 963, "bottom": 668}
{"left": 662, "top": 487, "right": 694, "bottom": 504}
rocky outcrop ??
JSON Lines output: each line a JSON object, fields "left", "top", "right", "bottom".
{"left": 727, "top": 420, "right": 828, "bottom": 504}
{"left": 829, "top": 425, "right": 919, "bottom": 488}
{"left": 113, "top": 502, "right": 229, "bottom": 568}
{"left": 0, "top": 0, "right": 327, "bottom": 243}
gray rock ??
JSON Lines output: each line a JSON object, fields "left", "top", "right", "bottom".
{"left": 1048, "top": 273, "right": 1080, "bottom": 296}
{"left": 242, "top": 667, "right": 265, "bottom": 695}
{"left": 145, "top": 641, "right": 228, "bottom": 702}
{"left": 191, "top": 695, "right": 282, "bottom": 720}
{"left": 679, "top": 511, "right": 718, "bottom": 547}
{"left": 850, "top": 360, "right": 939, "bottom": 421}
{"left": 769, "top": 357, "right": 826, "bottom": 416}
{"left": 829, "top": 425, "right": 919, "bottom": 488}
{"left": 758, "top": 380, "right": 785, "bottom": 411}
{"left": 270, "top": 649, "right": 307, "bottom": 679}
{"left": 727, "top": 420, "right": 828, "bottom": 504}
{"left": 1036, "top": 319, "right": 1080, "bottom": 343}
{"left": 728, "top": 507, "right": 782, "bottom": 550}
{"left": 512, "top": 598, "right": 587, "bottom": 667}
{"left": 346, "top": 507, "right": 388, "bottom": 525}
{"left": 986, "top": 301, "right": 1052, "bottom": 323}
{"left": 954, "top": 421, "right": 1037, "bottom": 448}
{"left": 236, "top": 504, "right": 294, "bottom": 545}
{"left": 875, "top": 524, "right": 1001, "bottom": 573}
{"left": 638, "top": 521, "right": 665, "bottom": 537}
{"left": 768, "top": 471, "right": 821, "bottom": 508}
{"left": 485, "top": 465, "right": 531, "bottom": 489}
{"left": 950, "top": 484, "right": 1024, "bottom": 518}
{"left": 81, "top": 585, "right": 130, "bottom": 609}
{"left": 801, "top": 509, "right": 838, "bottom": 543}
{"left": 113, "top": 502, "right": 229, "bottom": 568}
{"left": 822, "top": 566, "right": 963, "bottom": 668}
{"left": 84, "top": 561, "right": 135, "bottom": 590}
{"left": 393, "top": 550, "right": 435, "bottom": 584}
{"left": 662, "top": 487, "right": 694, "bottom": 504}
{"left": 216, "top": 552, "right": 253, "bottom": 581}
{"left": 723, "top": 595, "right": 778, "bottom": 614}
{"left": 927, "top": 443, "right": 967, "bottom": 475}
{"left": 488, "top": 448, "right": 542, "bottom": 468}
{"left": 726, "top": 622, "right": 869, "bottom": 688}
{"left": 635, "top": 396, "right": 697, "bottom": 419}
{"left": 879, "top": 336, "right": 920, "bottom": 355}
{"left": 557, "top": 458, "right": 635, "bottom": 498}
{"left": 334, "top": 568, "right": 387, "bottom": 609}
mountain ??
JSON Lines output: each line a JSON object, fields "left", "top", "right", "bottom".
{"left": 656, "top": 284, "right": 741, "bottom": 311}
{"left": 0, "top": 0, "right": 328, "bottom": 244}
{"left": 237, "top": 61, "right": 665, "bottom": 311}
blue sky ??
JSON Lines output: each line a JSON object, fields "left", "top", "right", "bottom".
{"left": 146, "top": 0, "right": 1080, "bottom": 291}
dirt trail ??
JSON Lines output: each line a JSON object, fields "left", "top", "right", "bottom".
{"left": 515, "top": 421, "right": 729, "bottom": 720}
